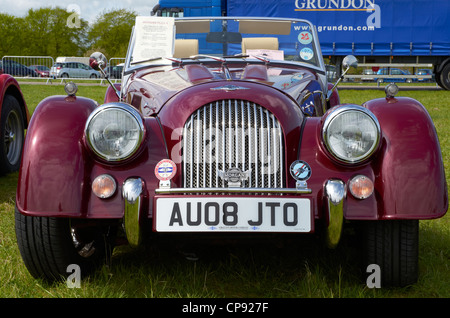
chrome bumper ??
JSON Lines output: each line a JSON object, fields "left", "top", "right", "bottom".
{"left": 155, "top": 187, "right": 312, "bottom": 194}
{"left": 122, "top": 178, "right": 144, "bottom": 248}
{"left": 324, "top": 179, "right": 346, "bottom": 249}
{"left": 122, "top": 178, "right": 344, "bottom": 248}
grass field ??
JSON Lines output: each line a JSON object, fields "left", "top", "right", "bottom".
{"left": 0, "top": 83, "right": 449, "bottom": 299}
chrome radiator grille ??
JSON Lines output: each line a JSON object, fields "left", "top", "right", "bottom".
{"left": 183, "top": 99, "right": 284, "bottom": 189}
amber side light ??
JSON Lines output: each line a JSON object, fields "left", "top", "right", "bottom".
{"left": 92, "top": 174, "right": 117, "bottom": 199}
{"left": 349, "top": 175, "right": 374, "bottom": 199}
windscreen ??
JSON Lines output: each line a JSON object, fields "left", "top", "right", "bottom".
{"left": 174, "top": 18, "right": 321, "bottom": 67}
{"left": 127, "top": 17, "right": 323, "bottom": 70}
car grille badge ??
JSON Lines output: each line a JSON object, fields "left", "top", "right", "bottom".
{"left": 210, "top": 84, "right": 250, "bottom": 92}
{"left": 218, "top": 167, "right": 251, "bottom": 188}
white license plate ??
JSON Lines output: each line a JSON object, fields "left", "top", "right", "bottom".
{"left": 155, "top": 198, "right": 311, "bottom": 232}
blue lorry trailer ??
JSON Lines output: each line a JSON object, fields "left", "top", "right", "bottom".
{"left": 152, "top": 0, "right": 450, "bottom": 90}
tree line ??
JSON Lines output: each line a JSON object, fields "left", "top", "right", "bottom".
{"left": 0, "top": 7, "right": 137, "bottom": 59}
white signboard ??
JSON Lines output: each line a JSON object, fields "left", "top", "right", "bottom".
{"left": 133, "top": 16, "right": 175, "bottom": 64}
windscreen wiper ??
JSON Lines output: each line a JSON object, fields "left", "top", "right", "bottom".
{"left": 130, "top": 57, "right": 164, "bottom": 65}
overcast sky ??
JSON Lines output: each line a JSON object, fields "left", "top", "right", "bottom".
{"left": 0, "top": 0, "right": 159, "bottom": 23}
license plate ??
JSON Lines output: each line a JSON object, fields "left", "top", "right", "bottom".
{"left": 155, "top": 197, "right": 311, "bottom": 232}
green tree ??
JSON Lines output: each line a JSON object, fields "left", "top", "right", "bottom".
{"left": 22, "top": 7, "right": 89, "bottom": 57}
{"left": 0, "top": 13, "right": 27, "bottom": 56}
{"left": 88, "top": 9, "right": 137, "bottom": 58}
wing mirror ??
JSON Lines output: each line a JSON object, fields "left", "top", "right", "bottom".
{"left": 327, "top": 55, "right": 358, "bottom": 101}
{"left": 342, "top": 55, "right": 358, "bottom": 69}
{"left": 89, "top": 52, "right": 108, "bottom": 71}
{"left": 89, "top": 52, "right": 121, "bottom": 100}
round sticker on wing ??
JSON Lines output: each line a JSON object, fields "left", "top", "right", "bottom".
{"left": 298, "top": 31, "right": 312, "bottom": 45}
{"left": 155, "top": 159, "right": 177, "bottom": 181}
{"left": 300, "top": 47, "right": 314, "bottom": 61}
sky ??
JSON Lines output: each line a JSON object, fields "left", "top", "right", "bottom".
{"left": 0, "top": 0, "right": 159, "bottom": 23}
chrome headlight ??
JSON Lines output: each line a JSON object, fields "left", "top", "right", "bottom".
{"left": 322, "top": 105, "right": 380, "bottom": 164}
{"left": 85, "top": 103, "right": 144, "bottom": 162}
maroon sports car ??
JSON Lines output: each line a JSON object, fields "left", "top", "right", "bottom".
{"left": 15, "top": 17, "right": 448, "bottom": 287}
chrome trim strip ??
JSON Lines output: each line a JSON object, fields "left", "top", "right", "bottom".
{"left": 324, "top": 179, "right": 345, "bottom": 249}
{"left": 155, "top": 187, "right": 311, "bottom": 194}
{"left": 123, "top": 178, "right": 143, "bottom": 248}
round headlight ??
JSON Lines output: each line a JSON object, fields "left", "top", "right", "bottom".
{"left": 322, "top": 105, "right": 380, "bottom": 164}
{"left": 85, "top": 103, "right": 144, "bottom": 162}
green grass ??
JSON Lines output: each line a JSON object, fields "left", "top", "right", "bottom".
{"left": 0, "top": 84, "right": 449, "bottom": 299}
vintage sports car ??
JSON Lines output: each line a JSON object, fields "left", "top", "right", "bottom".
{"left": 0, "top": 73, "right": 29, "bottom": 175}
{"left": 15, "top": 17, "right": 448, "bottom": 287}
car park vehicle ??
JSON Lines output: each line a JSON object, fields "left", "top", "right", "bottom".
{"left": 50, "top": 62, "right": 100, "bottom": 78}
{"left": 105, "top": 64, "right": 124, "bottom": 79}
{"left": 29, "top": 65, "right": 50, "bottom": 77}
{"left": 325, "top": 64, "right": 336, "bottom": 82}
{"left": 0, "top": 60, "right": 38, "bottom": 77}
{"left": 375, "top": 68, "right": 412, "bottom": 83}
{"left": 361, "top": 68, "right": 375, "bottom": 82}
{"left": 0, "top": 74, "right": 29, "bottom": 175}
{"left": 415, "top": 69, "right": 434, "bottom": 82}
{"left": 15, "top": 17, "right": 448, "bottom": 287}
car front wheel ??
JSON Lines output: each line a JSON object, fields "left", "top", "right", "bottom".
{"left": 0, "top": 95, "right": 24, "bottom": 175}
{"left": 362, "top": 219, "right": 419, "bottom": 287}
{"left": 15, "top": 207, "right": 117, "bottom": 282}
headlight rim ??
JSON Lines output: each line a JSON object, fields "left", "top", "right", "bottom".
{"left": 322, "top": 104, "right": 381, "bottom": 164}
{"left": 85, "top": 102, "right": 145, "bottom": 162}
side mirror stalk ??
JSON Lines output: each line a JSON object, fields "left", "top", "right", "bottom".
{"left": 90, "top": 52, "right": 121, "bottom": 100}
{"left": 327, "top": 55, "right": 358, "bottom": 101}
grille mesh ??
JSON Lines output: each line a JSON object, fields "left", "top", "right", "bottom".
{"left": 183, "top": 100, "right": 284, "bottom": 188}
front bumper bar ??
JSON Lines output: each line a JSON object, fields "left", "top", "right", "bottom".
{"left": 122, "top": 179, "right": 345, "bottom": 248}
{"left": 324, "top": 179, "right": 346, "bottom": 248}
{"left": 123, "top": 178, "right": 144, "bottom": 248}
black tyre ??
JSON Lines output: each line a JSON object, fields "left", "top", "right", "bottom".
{"left": 15, "top": 207, "right": 117, "bottom": 282}
{"left": 435, "top": 71, "right": 442, "bottom": 87}
{"left": 60, "top": 73, "right": 69, "bottom": 78}
{"left": 0, "top": 95, "right": 24, "bottom": 175}
{"left": 439, "top": 63, "right": 450, "bottom": 90}
{"left": 362, "top": 220, "right": 419, "bottom": 287}
{"left": 90, "top": 74, "right": 98, "bottom": 79}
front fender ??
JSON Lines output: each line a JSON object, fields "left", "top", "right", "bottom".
{"left": 16, "top": 96, "right": 98, "bottom": 217}
{"left": 16, "top": 95, "right": 169, "bottom": 219}
{"left": 365, "top": 97, "right": 448, "bottom": 219}
{"left": 0, "top": 74, "right": 30, "bottom": 127}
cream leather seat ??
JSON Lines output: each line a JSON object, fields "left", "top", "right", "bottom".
{"left": 173, "top": 39, "right": 199, "bottom": 58}
{"left": 241, "top": 37, "right": 279, "bottom": 53}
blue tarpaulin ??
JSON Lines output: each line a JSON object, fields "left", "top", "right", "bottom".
{"left": 227, "top": 0, "right": 450, "bottom": 56}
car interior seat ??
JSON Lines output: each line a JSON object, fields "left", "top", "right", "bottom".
{"left": 241, "top": 37, "right": 279, "bottom": 53}
{"left": 173, "top": 39, "right": 199, "bottom": 58}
